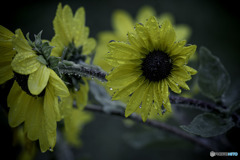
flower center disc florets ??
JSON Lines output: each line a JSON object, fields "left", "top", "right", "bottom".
{"left": 141, "top": 50, "right": 172, "bottom": 82}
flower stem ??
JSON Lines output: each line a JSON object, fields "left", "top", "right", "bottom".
{"left": 85, "top": 104, "right": 218, "bottom": 151}
{"left": 58, "top": 60, "right": 107, "bottom": 82}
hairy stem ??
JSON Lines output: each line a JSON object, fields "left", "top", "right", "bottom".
{"left": 58, "top": 60, "right": 107, "bottom": 82}
{"left": 85, "top": 104, "right": 218, "bottom": 151}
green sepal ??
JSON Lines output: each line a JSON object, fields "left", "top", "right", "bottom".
{"left": 48, "top": 56, "right": 60, "bottom": 68}
{"left": 36, "top": 55, "right": 48, "bottom": 65}
{"left": 42, "top": 42, "right": 53, "bottom": 59}
{"left": 34, "top": 30, "right": 43, "bottom": 48}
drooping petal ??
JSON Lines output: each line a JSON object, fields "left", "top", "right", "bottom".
{"left": 184, "top": 65, "right": 198, "bottom": 75}
{"left": 25, "top": 97, "right": 43, "bottom": 141}
{"left": 28, "top": 65, "right": 50, "bottom": 95}
{"left": 166, "top": 78, "right": 181, "bottom": 94}
{"left": 43, "top": 84, "right": 57, "bottom": 148}
{"left": 125, "top": 82, "right": 148, "bottom": 117}
{"left": 11, "top": 51, "right": 41, "bottom": 75}
{"left": 7, "top": 81, "right": 30, "bottom": 127}
{"left": 48, "top": 69, "right": 69, "bottom": 97}
{"left": 0, "top": 61, "right": 14, "bottom": 84}
{"left": 140, "top": 82, "right": 154, "bottom": 122}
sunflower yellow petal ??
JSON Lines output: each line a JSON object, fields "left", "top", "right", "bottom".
{"left": 7, "top": 82, "right": 29, "bottom": 127}
{"left": 166, "top": 78, "right": 181, "bottom": 94}
{"left": 11, "top": 51, "right": 40, "bottom": 75}
{"left": 39, "top": 117, "right": 51, "bottom": 152}
{"left": 73, "top": 7, "right": 86, "bottom": 46}
{"left": 135, "top": 23, "right": 154, "bottom": 51}
{"left": 0, "top": 25, "right": 14, "bottom": 39}
{"left": 163, "top": 97, "right": 172, "bottom": 112}
{"left": 140, "top": 82, "right": 154, "bottom": 122}
{"left": 49, "top": 69, "right": 69, "bottom": 97}
{"left": 127, "top": 32, "right": 148, "bottom": 54}
{"left": 53, "top": 3, "right": 71, "bottom": 45}
{"left": 170, "top": 74, "right": 190, "bottom": 90}
{"left": 136, "top": 6, "right": 156, "bottom": 23}
{"left": 175, "top": 25, "right": 192, "bottom": 41}
{"left": 125, "top": 82, "right": 148, "bottom": 117}
{"left": 82, "top": 38, "right": 96, "bottom": 55}
{"left": 62, "top": 4, "right": 74, "bottom": 39}
{"left": 73, "top": 78, "right": 89, "bottom": 109}
{"left": 184, "top": 65, "right": 197, "bottom": 75}
{"left": 112, "top": 76, "right": 145, "bottom": 100}
{"left": 0, "top": 62, "right": 13, "bottom": 84}
{"left": 112, "top": 10, "right": 134, "bottom": 36}
{"left": 160, "top": 80, "right": 170, "bottom": 102}
{"left": 28, "top": 65, "right": 50, "bottom": 95}
{"left": 145, "top": 16, "right": 160, "bottom": 50}
{"left": 153, "top": 82, "right": 163, "bottom": 111}
{"left": 107, "top": 65, "right": 142, "bottom": 88}
{"left": 159, "top": 19, "right": 176, "bottom": 51}
{"left": 13, "top": 29, "right": 32, "bottom": 53}
{"left": 108, "top": 41, "right": 144, "bottom": 59}
{"left": 44, "top": 85, "right": 57, "bottom": 147}
{"left": 25, "top": 97, "right": 43, "bottom": 141}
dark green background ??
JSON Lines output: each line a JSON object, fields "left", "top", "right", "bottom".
{"left": 1, "top": 0, "right": 240, "bottom": 159}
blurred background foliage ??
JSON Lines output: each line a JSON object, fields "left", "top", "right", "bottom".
{"left": 1, "top": 0, "right": 240, "bottom": 159}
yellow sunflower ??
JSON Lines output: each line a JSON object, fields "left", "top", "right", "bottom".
{"left": 7, "top": 28, "right": 69, "bottom": 152}
{"left": 50, "top": 3, "right": 95, "bottom": 143}
{"left": 0, "top": 25, "right": 16, "bottom": 84}
{"left": 94, "top": 6, "right": 193, "bottom": 73}
{"left": 105, "top": 16, "right": 197, "bottom": 122}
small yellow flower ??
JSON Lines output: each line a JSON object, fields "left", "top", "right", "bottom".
{"left": 106, "top": 17, "right": 197, "bottom": 122}
{"left": 94, "top": 6, "right": 193, "bottom": 73}
{"left": 0, "top": 25, "right": 16, "bottom": 84}
{"left": 6, "top": 28, "right": 69, "bottom": 152}
{"left": 50, "top": 3, "right": 95, "bottom": 144}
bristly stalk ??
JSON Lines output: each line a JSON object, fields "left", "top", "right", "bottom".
{"left": 58, "top": 60, "right": 107, "bottom": 82}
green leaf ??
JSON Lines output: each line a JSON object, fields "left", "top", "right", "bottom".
{"left": 198, "top": 47, "right": 230, "bottom": 102}
{"left": 180, "top": 113, "right": 234, "bottom": 137}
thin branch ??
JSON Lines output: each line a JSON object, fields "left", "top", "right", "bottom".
{"left": 84, "top": 104, "right": 218, "bottom": 151}
{"left": 170, "top": 95, "right": 227, "bottom": 113}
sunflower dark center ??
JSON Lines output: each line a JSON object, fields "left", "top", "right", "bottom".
{"left": 14, "top": 72, "right": 45, "bottom": 97}
{"left": 141, "top": 50, "right": 172, "bottom": 82}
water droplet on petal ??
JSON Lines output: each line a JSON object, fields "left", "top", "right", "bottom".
{"left": 109, "top": 87, "right": 113, "bottom": 90}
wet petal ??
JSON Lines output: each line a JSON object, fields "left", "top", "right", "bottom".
{"left": 28, "top": 65, "right": 50, "bottom": 95}
{"left": 11, "top": 51, "right": 40, "bottom": 75}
